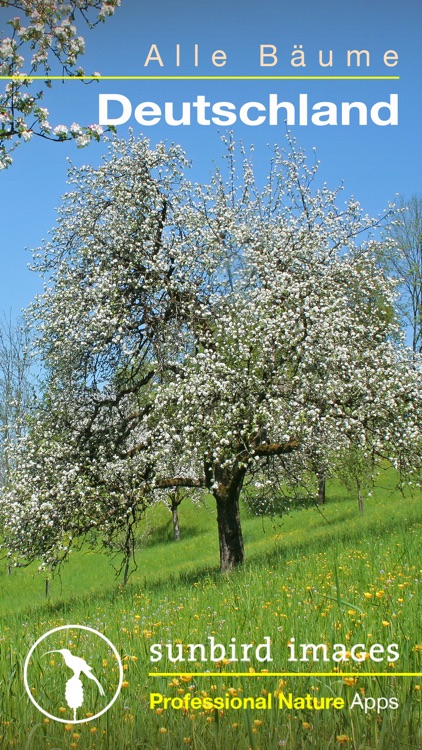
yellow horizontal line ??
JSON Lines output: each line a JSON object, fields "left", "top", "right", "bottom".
{"left": 1, "top": 75, "right": 400, "bottom": 81}
{"left": 149, "top": 671, "right": 419, "bottom": 678}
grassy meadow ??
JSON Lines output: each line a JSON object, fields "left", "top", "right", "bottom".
{"left": 0, "top": 473, "right": 420, "bottom": 749}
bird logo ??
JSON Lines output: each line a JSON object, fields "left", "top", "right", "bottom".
{"left": 24, "top": 624, "right": 124, "bottom": 724}
{"left": 43, "top": 648, "right": 105, "bottom": 721}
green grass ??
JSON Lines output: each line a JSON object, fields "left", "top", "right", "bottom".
{"left": 0, "top": 474, "right": 420, "bottom": 749}
{"left": 1, "top": 469, "right": 419, "bottom": 616}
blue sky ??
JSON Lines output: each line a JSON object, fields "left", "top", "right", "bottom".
{"left": 1, "top": 0, "right": 421, "bottom": 316}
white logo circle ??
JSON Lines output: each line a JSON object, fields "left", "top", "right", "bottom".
{"left": 24, "top": 625, "right": 124, "bottom": 724}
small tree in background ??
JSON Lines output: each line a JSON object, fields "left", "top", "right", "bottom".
{"left": 381, "top": 195, "right": 422, "bottom": 355}
{"left": 0, "top": 313, "right": 32, "bottom": 486}
{"left": 335, "top": 446, "right": 375, "bottom": 514}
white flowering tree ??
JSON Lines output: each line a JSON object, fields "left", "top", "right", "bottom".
{"left": 0, "top": 0, "right": 120, "bottom": 169}
{"left": 2, "top": 135, "right": 421, "bottom": 575}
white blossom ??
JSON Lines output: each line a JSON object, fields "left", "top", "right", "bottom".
{"left": 0, "top": 0, "right": 120, "bottom": 168}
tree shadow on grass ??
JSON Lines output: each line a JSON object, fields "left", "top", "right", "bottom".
{"left": 255, "top": 510, "right": 413, "bottom": 571}
{"left": 14, "top": 561, "right": 222, "bottom": 621}
{"left": 140, "top": 520, "right": 207, "bottom": 548}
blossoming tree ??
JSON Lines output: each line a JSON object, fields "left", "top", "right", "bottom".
{"left": 381, "top": 195, "right": 422, "bottom": 355}
{"left": 3, "top": 136, "right": 421, "bottom": 574}
{"left": 0, "top": 0, "right": 120, "bottom": 169}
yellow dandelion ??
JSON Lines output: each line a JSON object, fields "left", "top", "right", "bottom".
{"left": 354, "top": 652, "right": 367, "bottom": 661}
{"left": 302, "top": 721, "right": 311, "bottom": 729}
{"left": 337, "top": 735, "right": 350, "bottom": 743}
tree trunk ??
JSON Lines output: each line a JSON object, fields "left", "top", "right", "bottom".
{"left": 317, "top": 475, "right": 326, "bottom": 505}
{"left": 357, "top": 479, "right": 364, "bottom": 514}
{"left": 213, "top": 466, "right": 246, "bottom": 572}
{"left": 172, "top": 500, "right": 181, "bottom": 541}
